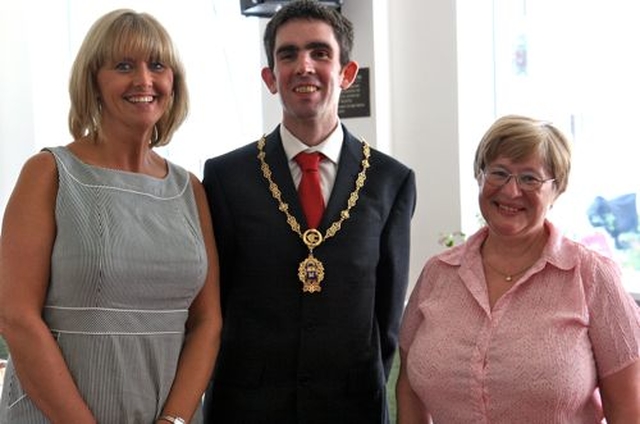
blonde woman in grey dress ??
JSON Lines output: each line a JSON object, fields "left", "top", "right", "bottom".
{"left": 0, "top": 9, "right": 221, "bottom": 424}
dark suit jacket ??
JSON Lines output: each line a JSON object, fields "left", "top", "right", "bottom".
{"left": 202, "top": 126, "right": 416, "bottom": 424}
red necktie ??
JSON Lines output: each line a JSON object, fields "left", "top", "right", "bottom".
{"left": 295, "top": 152, "right": 325, "bottom": 229}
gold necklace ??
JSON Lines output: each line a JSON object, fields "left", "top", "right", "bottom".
{"left": 257, "top": 135, "right": 370, "bottom": 293}
{"left": 481, "top": 235, "right": 545, "bottom": 282}
{"left": 482, "top": 257, "right": 535, "bottom": 282}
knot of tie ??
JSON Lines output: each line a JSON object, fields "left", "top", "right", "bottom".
{"left": 295, "top": 152, "right": 325, "bottom": 229}
{"left": 295, "top": 151, "right": 323, "bottom": 172}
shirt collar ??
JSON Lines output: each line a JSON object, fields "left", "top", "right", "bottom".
{"left": 438, "top": 220, "right": 576, "bottom": 273}
{"left": 280, "top": 124, "right": 343, "bottom": 165}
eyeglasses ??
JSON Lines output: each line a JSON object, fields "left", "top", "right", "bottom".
{"left": 482, "top": 168, "right": 555, "bottom": 191}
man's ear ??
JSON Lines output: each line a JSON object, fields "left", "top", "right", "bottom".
{"left": 261, "top": 67, "right": 278, "bottom": 94}
{"left": 340, "top": 61, "right": 360, "bottom": 90}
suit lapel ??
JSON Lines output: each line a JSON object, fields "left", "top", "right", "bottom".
{"left": 262, "top": 128, "right": 307, "bottom": 225}
{"left": 322, "top": 128, "right": 363, "bottom": 228}
{"left": 263, "top": 126, "right": 366, "bottom": 231}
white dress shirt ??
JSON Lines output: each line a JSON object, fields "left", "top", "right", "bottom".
{"left": 280, "top": 124, "right": 343, "bottom": 205}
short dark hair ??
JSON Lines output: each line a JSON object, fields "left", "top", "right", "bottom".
{"left": 263, "top": 0, "right": 354, "bottom": 70}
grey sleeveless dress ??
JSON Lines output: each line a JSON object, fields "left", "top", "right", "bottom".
{"left": 0, "top": 147, "right": 207, "bottom": 423}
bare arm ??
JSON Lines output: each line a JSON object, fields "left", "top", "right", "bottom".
{"left": 0, "top": 152, "right": 96, "bottom": 422}
{"left": 396, "top": 347, "right": 430, "bottom": 424}
{"left": 156, "top": 175, "right": 222, "bottom": 423}
{"left": 600, "top": 359, "right": 640, "bottom": 424}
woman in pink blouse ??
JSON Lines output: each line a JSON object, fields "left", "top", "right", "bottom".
{"left": 396, "top": 115, "right": 640, "bottom": 423}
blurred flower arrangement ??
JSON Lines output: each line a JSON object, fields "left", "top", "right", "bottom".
{"left": 438, "top": 231, "right": 466, "bottom": 248}
{"left": 438, "top": 214, "right": 486, "bottom": 248}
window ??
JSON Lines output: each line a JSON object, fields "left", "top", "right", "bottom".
{"left": 483, "top": 0, "right": 640, "bottom": 296}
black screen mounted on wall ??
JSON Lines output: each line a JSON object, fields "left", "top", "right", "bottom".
{"left": 240, "top": 0, "right": 343, "bottom": 18}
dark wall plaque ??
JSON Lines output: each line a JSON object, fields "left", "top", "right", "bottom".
{"left": 338, "top": 67, "right": 370, "bottom": 118}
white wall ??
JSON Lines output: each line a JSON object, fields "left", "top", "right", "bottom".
{"left": 0, "top": 2, "right": 68, "bottom": 213}
{"left": 387, "top": 1, "right": 462, "bottom": 285}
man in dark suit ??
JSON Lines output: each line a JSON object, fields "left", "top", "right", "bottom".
{"left": 202, "top": 1, "right": 416, "bottom": 422}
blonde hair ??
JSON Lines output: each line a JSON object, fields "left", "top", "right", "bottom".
{"left": 473, "top": 115, "right": 572, "bottom": 195}
{"left": 68, "top": 9, "right": 188, "bottom": 147}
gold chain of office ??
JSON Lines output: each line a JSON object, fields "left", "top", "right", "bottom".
{"left": 257, "top": 135, "right": 371, "bottom": 293}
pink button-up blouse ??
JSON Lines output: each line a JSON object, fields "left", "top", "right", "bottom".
{"left": 400, "top": 221, "right": 640, "bottom": 423}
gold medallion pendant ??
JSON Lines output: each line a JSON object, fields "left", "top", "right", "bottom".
{"left": 257, "top": 136, "right": 370, "bottom": 293}
{"left": 298, "top": 229, "right": 325, "bottom": 292}
{"left": 299, "top": 254, "right": 325, "bottom": 293}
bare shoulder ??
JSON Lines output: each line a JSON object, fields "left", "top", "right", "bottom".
{"left": 188, "top": 173, "right": 211, "bottom": 215}
{"left": 188, "top": 172, "right": 203, "bottom": 186}
{"left": 1, "top": 151, "right": 58, "bottom": 249}
{"left": 19, "top": 150, "right": 58, "bottom": 183}
{"left": 188, "top": 172, "right": 206, "bottom": 197}
{"left": 187, "top": 173, "right": 215, "bottom": 247}
{"left": 2, "top": 151, "right": 56, "bottom": 213}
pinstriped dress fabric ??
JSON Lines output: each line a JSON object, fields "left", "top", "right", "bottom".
{"left": 0, "top": 146, "right": 207, "bottom": 423}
